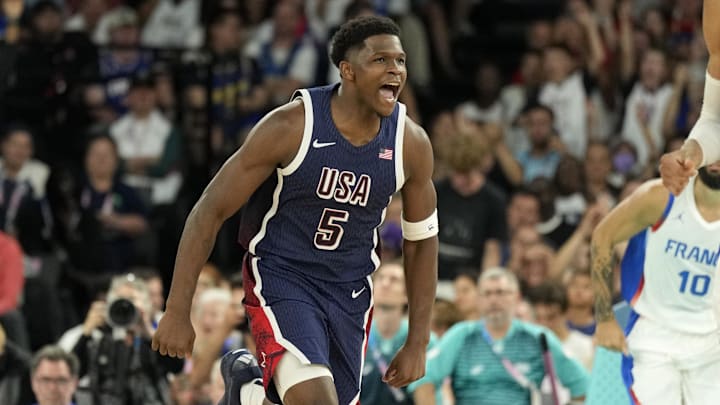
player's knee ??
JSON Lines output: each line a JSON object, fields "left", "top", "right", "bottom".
{"left": 274, "top": 351, "right": 337, "bottom": 405}
{"left": 281, "top": 377, "right": 337, "bottom": 405}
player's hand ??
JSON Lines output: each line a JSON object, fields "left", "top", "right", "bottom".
{"left": 594, "top": 319, "right": 628, "bottom": 354}
{"left": 151, "top": 309, "right": 195, "bottom": 358}
{"left": 659, "top": 145, "right": 700, "bottom": 196}
{"left": 383, "top": 343, "right": 426, "bottom": 388}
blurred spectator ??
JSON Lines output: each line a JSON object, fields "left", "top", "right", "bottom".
{"left": 0, "top": 0, "right": 24, "bottom": 43}
{"left": 183, "top": 9, "right": 268, "bottom": 165}
{"left": 430, "top": 298, "right": 462, "bottom": 338}
{"left": 584, "top": 141, "right": 620, "bottom": 203}
{"left": 64, "top": 134, "right": 148, "bottom": 275}
{"left": 609, "top": 139, "right": 645, "bottom": 183}
{"left": 94, "top": 7, "right": 154, "bottom": 116}
{"left": 514, "top": 298, "right": 535, "bottom": 323}
{"left": 133, "top": 267, "right": 165, "bottom": 327}
{"left": 452, "top": 270, "right": 480, "bottom": 321}
{"left": 435, "top": 132, "right": 507, "bottom": 281}
{"left": 515, "top": 241, "right": 555, "bottom": 294}
{"left": 169, "top": 372, "right": 196, "bottom": 405}
{"left": 505, "top": 224, "right": 542, "bottom": 274}
{"left": 244, "top": 0, "right": 319, "bottom": 106}
{"left": 192, "top": 262, "right": 225, "bottom": 306}
{"left": 500, "top": 49, "right": 543, "bottom": 153}
{"left": 527, "top": 19, "right": 554, "bottom": 51}
{"left": 30, "top": 345, "right": 79, "bottom": 405}
{"left": 516, "top": 104, "right": 563, "bottom": 183}
{"left": 0, "top": 126, "right": 52, "bottom": 255}
{"left": 191, "top": 288, "right": 237, "bottom": 355}
{"left": 0, "top": 230, "right": 28, "bottom": 350}
{"left": 539, "top": 43, "right": 588, "bottom": 159}
{"left": 641, "top": 6, "right": 668, "bottom": 48}
{"left": 68, "top": 273, "right": 183, "bottom": 405}
{"left": 531, "top": 177, "right": 577, "bottom": 248}
{"left": 620, "top": 48, "right": 673, "bottom": 169}
{"left": 454, "top": 115, "right": 524, "bottom": 194}
{"left": 409, "top": 267, "right": 589, "bottom": 405}
{"left": 553, "top": 154, "right": 587, "bottom": 234}
{"left": 64, "top": 0, "right": 107, "bottom": 39}
{"left": 457, "top": 62, "right": 505, "bottom": 125}
{"left": 2, "top": 1, "right": 98, "bottom": 164}
{"left": 564, "top": 268, "right": 596, "bottom": 336}
{"left": 505, "top": 187, "right": 541, "bottom": 237}
{"left": 550, "top": 199, "right": 609, "bottom": 282}
{"left": 528, "top": 281, "right": 594, "bottom": 371}
{"left": 0, "top": 323, "right": 32, "bottom": 405}
{"left": 110, "top": 74, "right": 183, "bottom": 207}
{"left": 141, "top": 0, "right": 202, "bottom": 49}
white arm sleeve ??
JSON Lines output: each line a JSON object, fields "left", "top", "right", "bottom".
{"left": 689, "top": 72, "right": 720, "bottom": 166}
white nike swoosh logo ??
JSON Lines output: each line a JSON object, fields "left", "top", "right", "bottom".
{"left": 313, "top": 139, "right": 336, "bottom": 148}
{"left": 351, "top": 287, "right": 366, "bottom": 299}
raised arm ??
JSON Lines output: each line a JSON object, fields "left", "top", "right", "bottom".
{"left": 152, "top": 101, "right": 304, "bottom": 358}
{"left": 591, "top": 179, "right": 669, "bottom": 352}
{"left": 661, "top": 0, "right": 720, "bottom": 193}
{"left": 384, "top": 118, "right": 439, "bottom": 388}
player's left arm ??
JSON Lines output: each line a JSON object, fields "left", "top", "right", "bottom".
{"left": 400, "top": 118, "right": 438, "bottom": 349}
{"left": 383, "top": 118, "right": 438, "bottom": 388}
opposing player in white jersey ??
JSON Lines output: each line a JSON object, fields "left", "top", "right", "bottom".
{"left": 661, "top": 0, "right": 720, "bottom": 194}
{"left": 591, "top": 166, "right": 720, "bottom": 405}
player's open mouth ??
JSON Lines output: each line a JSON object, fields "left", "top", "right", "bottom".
{"left": 379, "top": 83, "right": 399, "bottom": 102}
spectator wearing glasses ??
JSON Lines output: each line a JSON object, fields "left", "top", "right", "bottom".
{"left": 30, "top": 345, "right": 79, "bottom": 405}
{"left": 409, "top": 267, "right": 588, "bottom": 405}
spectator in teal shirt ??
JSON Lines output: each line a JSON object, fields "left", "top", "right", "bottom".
{"left": 408, "top": 267, "right": 589, "bottom": 405}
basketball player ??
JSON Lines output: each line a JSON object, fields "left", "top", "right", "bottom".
{"left": 660, "top": 0, "right": 720, "bottom": 195}
{"left": 152, "top": 16, "right": 439, "bottom": 405}
{"left": 591, "top": 168, "right": 720, "bottom": 404}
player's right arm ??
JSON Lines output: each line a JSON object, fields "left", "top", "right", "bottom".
{"left": 661, "top": 0, "right": 720, "bottom": 195}
{"left": 590, "top": 179, "right": 670, "bottom": 352}
{"left": 152, "top": 101, "right": 304, "bottom": 358}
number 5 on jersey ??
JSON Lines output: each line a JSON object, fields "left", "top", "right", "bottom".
{"left": 315, "top": 208, "right": 349, "bottom": 250}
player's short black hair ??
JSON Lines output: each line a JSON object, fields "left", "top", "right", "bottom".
{"left": 329, "top": 15, "right": 401, "bottom": 67}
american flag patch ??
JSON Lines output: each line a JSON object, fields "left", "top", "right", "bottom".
{"left": 378, "top": 148, "right": 393, "bottom": 160}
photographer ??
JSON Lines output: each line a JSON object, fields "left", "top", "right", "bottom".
{"left": 70, "top": 273, "right": 183, "bottom": 405}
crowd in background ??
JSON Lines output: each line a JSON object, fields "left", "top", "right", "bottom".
{"left": 0, "top": 0, "right": 706, "bottom": 404}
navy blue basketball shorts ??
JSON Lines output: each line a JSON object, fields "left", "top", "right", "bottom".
{"left": 242, "top": 253, "right": 374, "bottom": 404}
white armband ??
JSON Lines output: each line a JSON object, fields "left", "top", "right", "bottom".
{"left": 401, "top": 209, "right": 439, "bottom": 241}
{"left": 690, "top": 72, "right": 720, "bottom": 166}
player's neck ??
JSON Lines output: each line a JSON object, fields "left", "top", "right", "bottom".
{"left": 694, "top": 181, "right": 720, "bottom": 217}
{"left": 333, "top": 85, "right": 382, "bottom": 144}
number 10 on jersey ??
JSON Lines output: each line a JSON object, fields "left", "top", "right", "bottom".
{"left": 314, "top": 208, "right": 349, "bottom": 250}
{"left": 678, "top": 270, "right": 711, "bottom": 297}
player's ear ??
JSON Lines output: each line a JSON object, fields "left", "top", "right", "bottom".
{"left": 339, "top": 60, "right": 355, "bottom": 81}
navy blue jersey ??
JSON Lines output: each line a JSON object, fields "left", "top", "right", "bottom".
{"left": 239, "top": 84, "right": 406, "bottom": 282}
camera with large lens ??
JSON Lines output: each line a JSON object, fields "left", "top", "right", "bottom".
{"left": 107, "top": 297, "right": 139, "bottom": 328}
